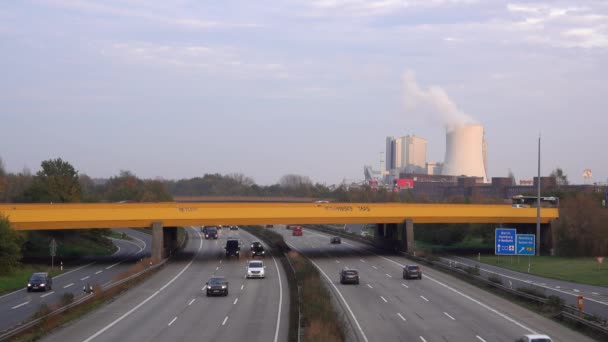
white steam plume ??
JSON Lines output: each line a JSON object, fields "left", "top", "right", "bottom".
{"left": 402, "top": 70, "right": 476, "bottom": 130}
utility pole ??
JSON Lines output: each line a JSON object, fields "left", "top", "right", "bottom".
{"left": 536, "top": 134, "right": 541, "bottom": 256}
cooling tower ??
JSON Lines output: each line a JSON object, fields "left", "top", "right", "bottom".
{"left": 441, "top": 124, "right": 488, "bottom": 182}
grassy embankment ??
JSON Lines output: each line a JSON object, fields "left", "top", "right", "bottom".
{"left": 242, "top": 226, "right": 344, "bottom": 342}
{"left": 470, "top": 255, "right": 608, "bottom": 287}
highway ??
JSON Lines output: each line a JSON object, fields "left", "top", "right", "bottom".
{"left": 440, "top": 255, "right": 608, "bottom": 320}
{"left": 42, "top": 227, "right": 289, "bottom": 342}
{"left": 278, "top": 226, "right": 595, "bottom": 342}
{"left": 0, "top": 229, "right": 151, "bottom": 333}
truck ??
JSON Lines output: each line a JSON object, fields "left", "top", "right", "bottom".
{"left": 225, "top": 238, "right": 240, "bottom": 259}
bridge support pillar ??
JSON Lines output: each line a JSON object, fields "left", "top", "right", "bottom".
{"left": 163, "top": 227, "right": 178, "bottom": 257}
{"left": 151, "top": 221, "right": 164, "bottom": 263}
{"left": 405, "top": 219, "right": 415, "bottom": 254}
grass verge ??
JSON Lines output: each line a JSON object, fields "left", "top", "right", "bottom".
{"left": 468, "top": 255, "right": 608, "bottom": 287}
{"left": 242, "top": 226, "right": 345, "bottom": 342}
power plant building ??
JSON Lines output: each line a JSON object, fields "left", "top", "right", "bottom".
{"left": 385, "top": 135, "right": 427, "bottom": 174}
{"left": 441, "top": 124, "right": 488, "bottom": 182}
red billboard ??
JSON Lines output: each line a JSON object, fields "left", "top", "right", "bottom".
{"left": 394, "top": 178, "right": 414, "bottom": 189}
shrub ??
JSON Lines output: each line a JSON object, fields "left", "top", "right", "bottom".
{"left": 61, "top": 292, "right": 74, "bottom": 306}
{"left": 488, "top": 274, "right": 503, "bottom": 285}
{"left": 517, "top": 286, "right": 546, "bottom": 299}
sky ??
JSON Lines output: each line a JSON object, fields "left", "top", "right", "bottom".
{"left": 1, "top": 0, "right": 607, "bottom": 185}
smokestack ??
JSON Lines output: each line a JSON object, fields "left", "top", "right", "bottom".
{"left": 441, "top": 124, "right": 488, "bottom": 182}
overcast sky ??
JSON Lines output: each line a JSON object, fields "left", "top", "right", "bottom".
{"left": 1, "top": 0, "right": 607, "bottom": 185}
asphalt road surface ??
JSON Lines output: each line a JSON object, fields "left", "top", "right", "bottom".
{"left": 439, "top": 255, "right": 608, "bottom": 320}
{"left": 42, "top": 226, "right": 289, "bottom": 342}
{"left": 278, "top": 225, "right": 595, "bottom": 342}
{"left": 0, "top": 228, "right": 151, "bottom": 333}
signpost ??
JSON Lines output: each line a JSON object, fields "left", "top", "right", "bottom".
{"left": 516, "top": 234, "right": 535, "bottom": 256}
{"left": 50, "top": 238, "right": 57, "bottom": 269}
{"left": 495, "top": 228, "right": 516, "bottom": 255}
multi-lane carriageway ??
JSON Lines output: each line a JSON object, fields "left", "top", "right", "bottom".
{"left": 39, "top": 226, "right": 592, "bottom": 342}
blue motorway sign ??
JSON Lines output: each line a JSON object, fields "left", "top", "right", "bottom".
{"left": 516, "top": 234, "right": 535, "bottom": 256}
{"left": 495, "top": 228, "right": 516, "bottom": 255}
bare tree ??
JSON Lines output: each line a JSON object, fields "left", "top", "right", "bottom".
{"left": 279, "top": 174, "right": 313, "bottom": 189}
{"left": 550, "top": 167, "right": 569, "bottom": 186}
{"left": 227, "top": 173, "right": 255, "bottom": 187}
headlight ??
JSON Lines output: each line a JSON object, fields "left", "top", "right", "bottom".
{"left": 221, "top": 285, "right": 227, "bottom": 289}
{"left": 236, "top": 251, "right": 239, "bottom": 254}
{"left": 27, "top": 283, "right": 31, "bottom": 287}
{"left": 261, "top": 251, "right": 265, "bottom": 254}
{"left": 41, "top": 284, "right": 45, "bottom": 287}
{"left": 205, "top": 234, "right": 209, "bottom": 238}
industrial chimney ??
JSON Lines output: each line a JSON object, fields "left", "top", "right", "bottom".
{"left": 441, "top": 124, "right": 488, "bottom": 182}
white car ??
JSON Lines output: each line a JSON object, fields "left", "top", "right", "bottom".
{"left": 517, "top": 335, "right": 552, "bottom": 342}
{"left": 246, "top": 260, "right": 266, "bottom": 279}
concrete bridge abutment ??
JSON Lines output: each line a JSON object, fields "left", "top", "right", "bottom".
{"left": 151, "top": 222, "right": 179, "bottom": 263}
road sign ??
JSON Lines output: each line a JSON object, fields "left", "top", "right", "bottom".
{"left": 516, "top": 234, "right": 535, "bottom": 256}
{"left": 495, "top": 228, "right": 516, "bottom": 255}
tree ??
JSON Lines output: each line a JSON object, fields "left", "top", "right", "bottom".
{"left": 0, "top": 215, "right": 24, "bottom": 273}
{"left": 550, "top": 167, "right": 569, "bottom": 186}
{"left": 24, "top": 158, "right": 82, "bottom": 203}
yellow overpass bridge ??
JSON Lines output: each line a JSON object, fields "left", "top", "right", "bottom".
{"left": 0, "top": 202, "right": 559, "bottom": 260}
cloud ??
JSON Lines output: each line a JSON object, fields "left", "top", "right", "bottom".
{"left": 307, "top": 0, "right": 478, "bottom": 17}
{"left": 402, "top": 70, "right": 477, "bottom": 130}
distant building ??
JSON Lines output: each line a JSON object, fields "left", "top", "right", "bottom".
{"left": 385, "top": 134, "right": 428, "bottom": 174}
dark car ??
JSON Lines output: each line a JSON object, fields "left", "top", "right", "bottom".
{"left": 230, "top": 225, "right": 239, "bottom": 230}
{"left": 403, "top": 265, "right": 422, "bottom": 279}
{"left": 330, "top": 236, "right": 341, "bottom": 244}
{"left": 225, "top": 238, "right": 240, "bottom": 258}
{"left": 204, "top": 227, "right": 218, "bottom": 239}
{"left": 250, "top": 241, "right": 266, "bottom": 258}
{"left": 206, "top": 276, "right": 229, "bottom": 296}
{"left": 27, "top": 272, "right": 52, "bottom": 292}
{"left": 266, "top": 224, "right": 274, "bottom": 228}
{"left": 339, "top": 267, "right": 359, "bottom": 285}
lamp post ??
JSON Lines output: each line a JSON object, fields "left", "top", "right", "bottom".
{"left": 536, "top": 135, "right": 541, "bottom": 256}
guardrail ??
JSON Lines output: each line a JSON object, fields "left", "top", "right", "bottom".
{"left": 405, "top": 253, "right": 608, "bottom": 337}
{"left": 0, "top": 259, "right": 167, "bottom": 342}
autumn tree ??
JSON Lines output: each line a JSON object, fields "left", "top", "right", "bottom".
{"left": 0, "top": 215, "right": 24, "bottom": 273}
{"left": 23, "top": 158, "right": 82, "bottom": 203}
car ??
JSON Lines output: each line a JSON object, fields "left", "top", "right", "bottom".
{"left": 246, "top": 260, "right": 266, "bottom": 279}
{"left": 225, "top": 238, "right": 241, "bottom": 258}
{"left": 265, "top": 224, "right": 274, "bottom": 228}
{"left": 204, "top": 227, "right": 218, "bottom": 239}
{"left": 339, "top": 267, "right": 359, "bottom": 284}
{"left": 292, "top": 226, "right": 303, "bottom": 236}
{"left": 27, "top": 272, "right": 52, "bottom": 292}
{"left": 206, "top": 276, "right": 229, "bottom": 296}
{"left": 230, "top": 225, "right": 239, "bottom": 230}
{"left": 517, "top": 335, "right": 552, "bottom": 342}
{"left": 250, "top": 241, "right": 266, "bottom": 258}
{"left": 330, "top": 236, "right": 341, "bottom": 244}
{"left": 361, "top": 231, "right": 371, "bottom": 238}
{"left": 403, "top": 265, "right": 422, "bottom": 279}
{"left": 286, "top": 225, "right": 295, "bottom": 230}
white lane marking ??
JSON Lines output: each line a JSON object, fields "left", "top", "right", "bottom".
{"left": 420, "top": 296, "right": 429, "bottom": 302}
{"left": 397, "top": 313, "right": 406, "bottom": 321}
{"left": 288, "top": 243, "right": 369, "bottom": 342}
{"left": 64, "top": 283, "right": 74, "bottom": 289}
{"left": 188, "top": 299, "right": 195, "bottom": 306}
{"left": 106, "top": 260, "right": 122, "bottom": 270}
{"left": 168, "top": 317, "right": 177, "bottom": 326}
{"left": 401, "top": 283, "right": 409, "bottom": 289}
{"left": 336, "top": 260, "right": 341, "bottom": 264}
{"left": 95, "top": 270, "right": 102, "bottom": 275}
{"left": 592, "top": 292, "right": 599, "bottom": 295}
{"left": 40, "top": 291, "right": 55, "bottom": 298}
{"left": 444, "top": 312, "right": 456, "bottom": 320}
{"left": 110, "top": 244, "right": 122, "bottom": 256}
{"left": 367, "top": 284, "right": 373, "bottom": 289}
{"left": 202, "top": 286, "right": 206, "bottom": 291}
{"left": 216, "top": 267, "right": 219, "bottom": 271}
{"left": 222, "top": 316, "right": 229, "bottom": 326}
{"left": 573, "top": 289, "right": 580, "bottom": 293}
{"left": 233, "top": 298, "right": 238, "bottom": 305}
{"left": 476, "top": 335, "right": 487, "bottom": 342}
{"left": 420, "top": 337, "right": 427, "bottom": 342}
{"left": 128, "top": 233, "right": 147, "bottom": 254}
{"left": 445, "top": 256, "right": 608, "bottom": 306}
{"left": 12, "top": 301, "right": 29, "bottom": 309}
{"left": 241, "top": 285, "right": 244, "bottom": 290}
{"left": 360, "top": 259, "right": 366, "bottom": 263}
{"left": 82, "top": 228, "right": 204, "bottom": 342}
{"left": 357, "top": 248, "right": 539, "bottom": 335}
{"left": 219, "top": 260, "right": 223, "bottom": 264}
{"left": 380, "top": 296, "right": 388, "bottom": 303}
{"left": 386, "top": 273, "right": 392, "bottom": 278}
{"left": 555, "top": 286, "right": 561, "bottom": 289}
{"left": 372, "top": 266, "right": 378, "bottom": 270}
{"left": 81, "top": 276, "right": 90, "bottom": 281}
{"left": 271, "top": 256, "right": 284, "bottom": 342}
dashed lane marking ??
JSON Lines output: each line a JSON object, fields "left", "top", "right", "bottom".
{"left": 222, "top": 316, "right": 229, "bottom": 326}
{"left": 188, "top": 299, "right": 195, "bottom": 306}
{"left": 40, "top": 291, "right": 55, "bottom": 298}
{"left": 64, "top": 283, "right": 74, "bottom": 289}
{"left": 397, "top": 313, "right": 407, "bottom": 321}
{"left": 444, "top": 312, "right": 456, "bottom": 320}
{"left": 168, "top": 317, "right": 177, "bottom": 326}
{"left": 12, "top": 301, "right": 29, "bottom": 309}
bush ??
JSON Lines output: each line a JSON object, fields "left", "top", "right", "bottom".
{"left": 61, "top": 292, "right": 75, "bottom": 306}
{"left": 545, "top": 295, "right": 564, "bottom": 311}
{"left": 517, "top": 286, "right": 546, "bottom": 299}
{"left": 465, "top": 265, "right": 480, "bottom": 276}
